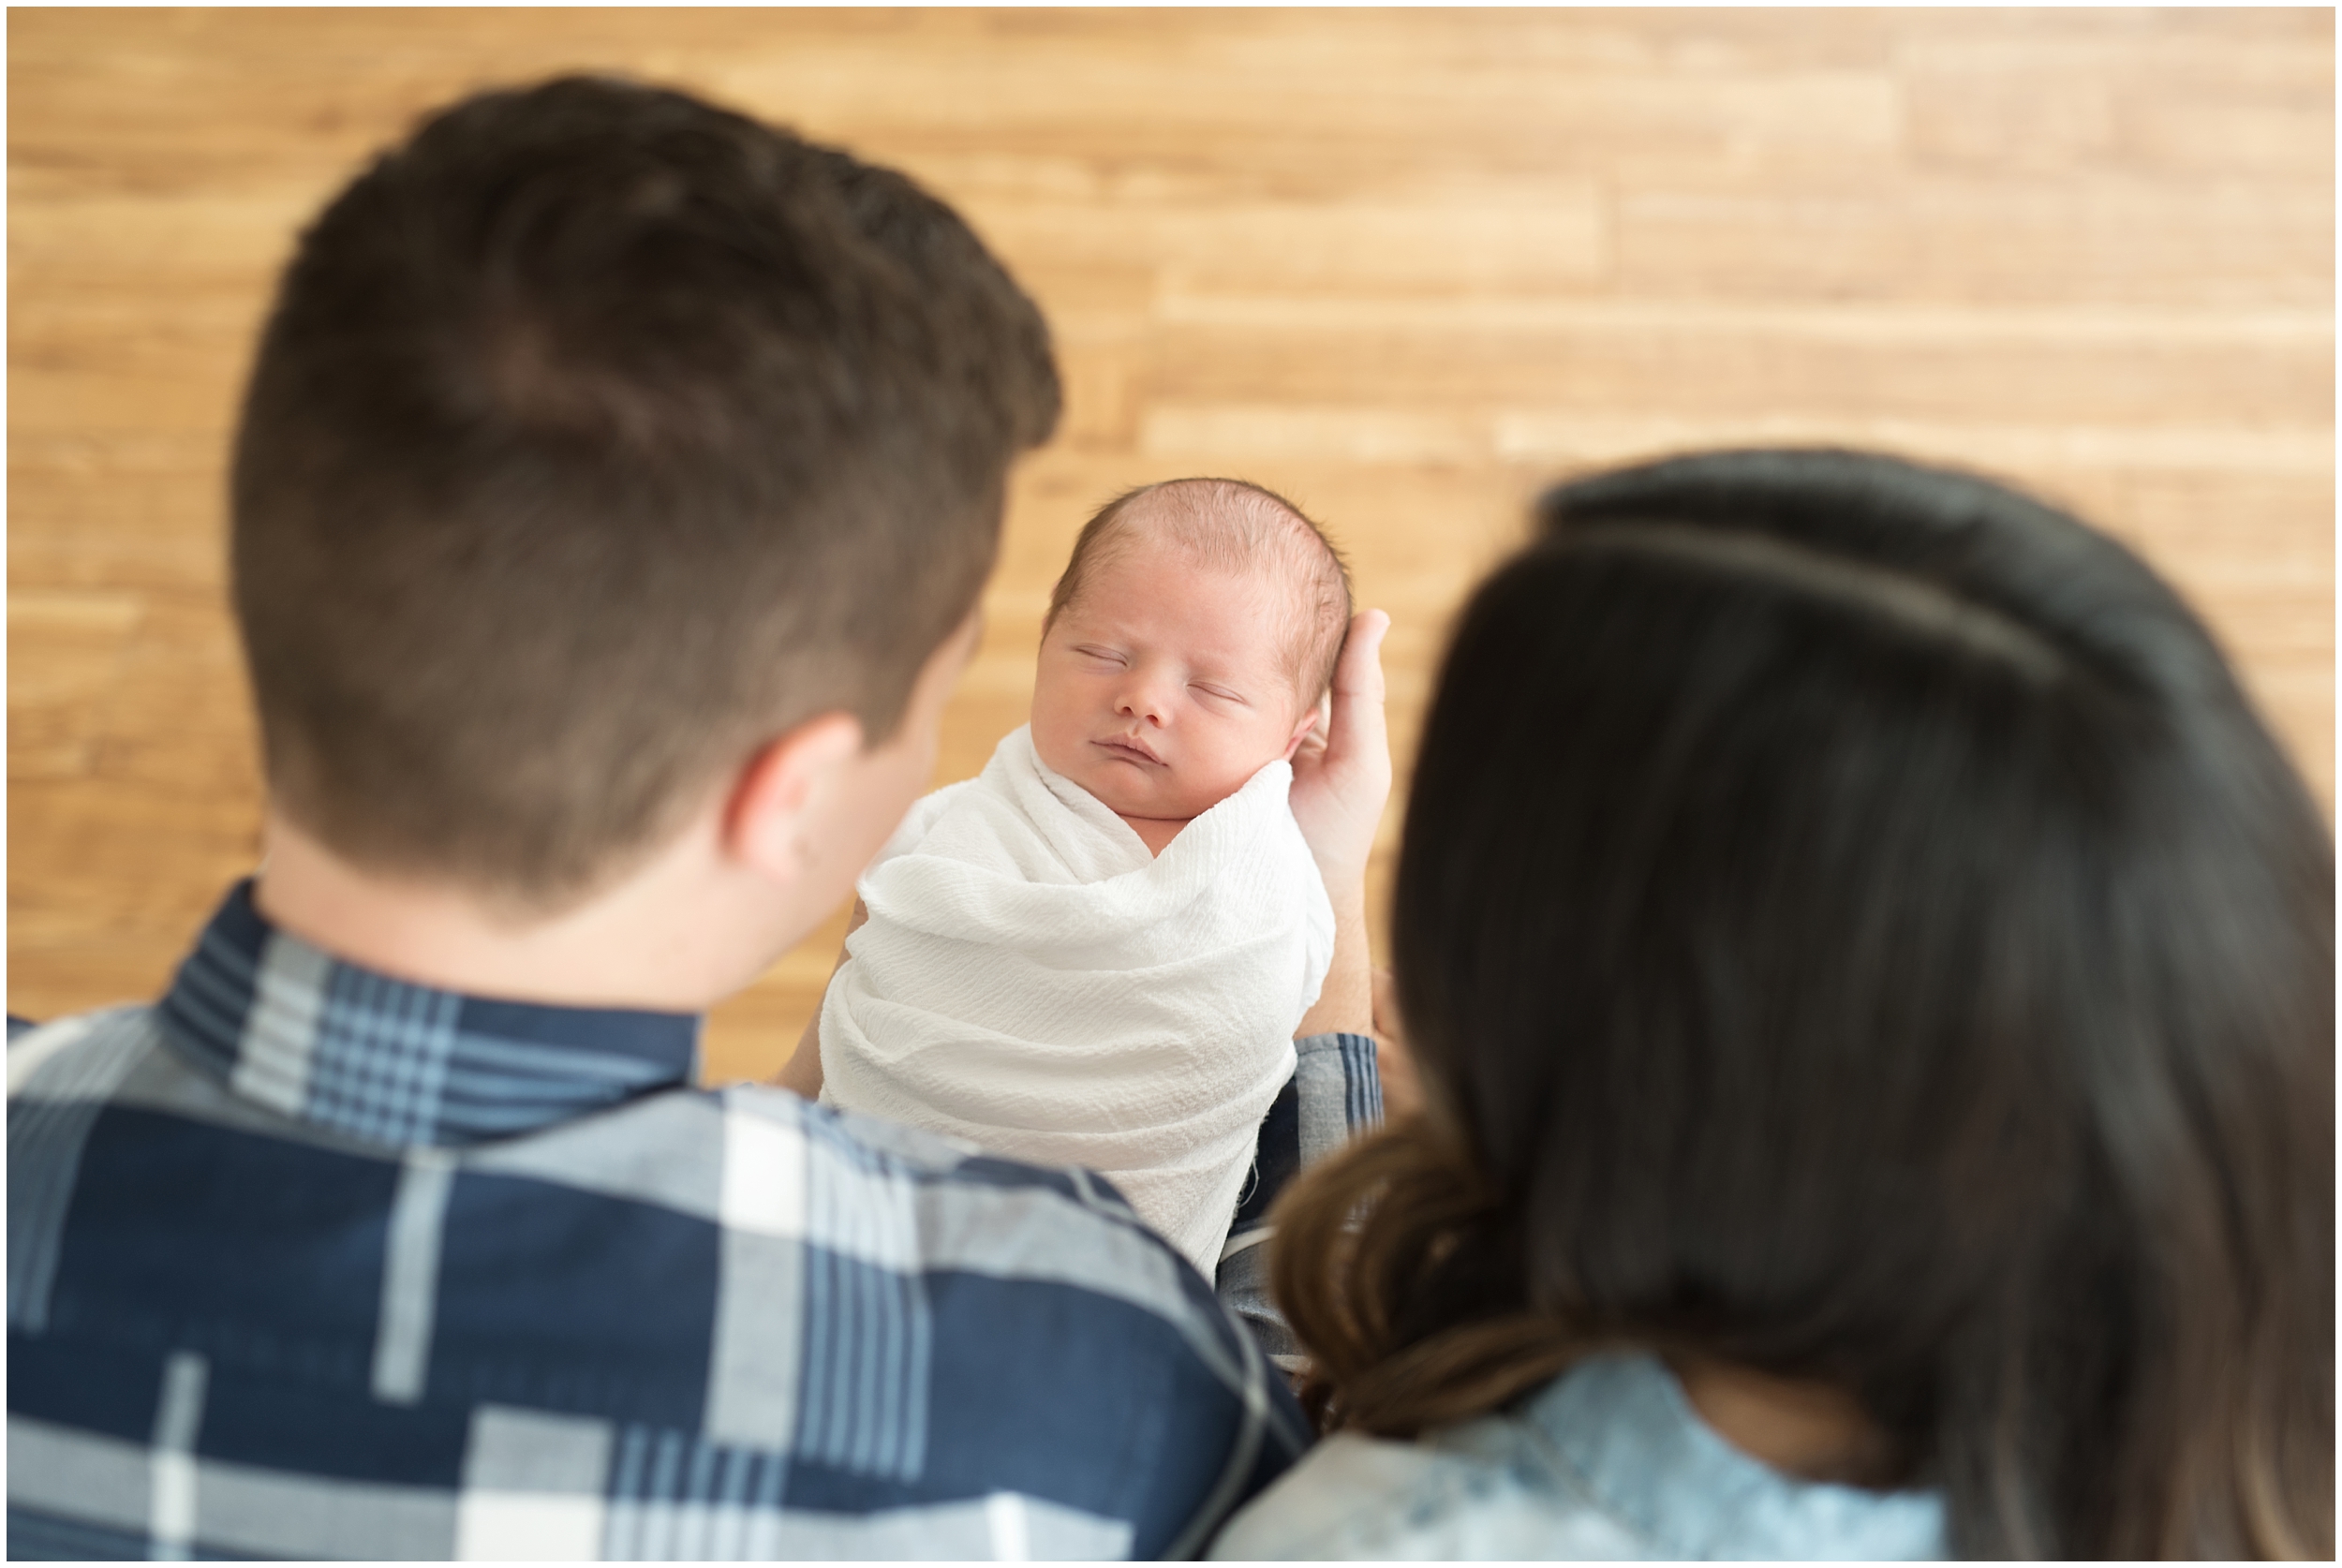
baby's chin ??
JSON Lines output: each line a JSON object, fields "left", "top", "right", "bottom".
{"left": 1032, "top": 729, "right": 1272, "bottom": 821}
{"left": 1072, "top": 764, "right": 1199, "bottom": 822}
{"left": 1076, "top": 759, "right": 1269, "bottom": 825}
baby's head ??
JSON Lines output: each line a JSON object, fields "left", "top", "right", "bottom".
{"left": 1031, "top": 478, "right": 1352, "bottom": 824}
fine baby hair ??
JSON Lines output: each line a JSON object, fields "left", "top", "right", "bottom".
{"left": 1270, "top": 448, "right": 2333, "bottom": 1558}
{"left": 1049, "top": 477, "right": 1354, "bottom": 710}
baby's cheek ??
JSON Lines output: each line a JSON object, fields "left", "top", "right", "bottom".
{"left": 1027, "top": 682, "right": 1080, "bottom": 775}
{"left": 1032, "top": 728, "right": 1088, "bottom": 788}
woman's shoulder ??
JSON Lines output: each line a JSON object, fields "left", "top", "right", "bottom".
{"left": 1208, "top": 1353, "right": 1947, "bottom": 1561}
{"left": 1208, "top": 1420, "right": 1640, "bottom": 1560}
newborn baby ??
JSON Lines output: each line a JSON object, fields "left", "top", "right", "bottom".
{"left": 786, "top": 477, "right": 1349, "bottom": 1277}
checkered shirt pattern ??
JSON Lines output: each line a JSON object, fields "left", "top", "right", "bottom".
{"left": 1214, "top": 1031, "right": 1382, "bottom": 1374}
{"left": 8, "top": 880, "right": 1381, "bottom": 1560}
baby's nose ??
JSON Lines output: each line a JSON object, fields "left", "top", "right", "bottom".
{"left": 1117, "top": 678, "right": 1173, "bottom": 724}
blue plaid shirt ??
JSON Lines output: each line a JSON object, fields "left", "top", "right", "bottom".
{"left": 8, "top": 880, "right": 1380, "bottom": 1560}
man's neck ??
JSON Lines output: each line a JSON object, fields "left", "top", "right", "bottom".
{"left": 252, "top": 811, "right": 757, "bottom": 1012}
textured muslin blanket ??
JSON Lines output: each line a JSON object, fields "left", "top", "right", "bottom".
{"left": 821, "top": 724, "right": 1334, "bottom": 1276}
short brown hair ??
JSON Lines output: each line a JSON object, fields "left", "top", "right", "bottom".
{"left": 1045, "top": 478, "right": 1352, "bottom": 705}
{"left": 231, "top": 76, "right": 1060, "bottom": 906}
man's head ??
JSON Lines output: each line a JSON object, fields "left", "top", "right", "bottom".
{"left": 1031, "top": 479, "right": 1352, "bottom": 823}
{"left": 232, "top": 76, "right": 1060, "bottom": 911}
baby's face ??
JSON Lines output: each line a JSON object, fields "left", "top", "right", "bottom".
{"left": 1031, "top": 534, "right": 1316, "bottom": 824}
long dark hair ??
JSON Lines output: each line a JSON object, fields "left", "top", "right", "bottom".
{"left": 1272, "top": 449, "right": 2333, "bottom": 1558}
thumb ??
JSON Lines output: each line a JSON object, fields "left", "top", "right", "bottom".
{"left": 1327, "top": 609, "right": 1391, "bottom": 763}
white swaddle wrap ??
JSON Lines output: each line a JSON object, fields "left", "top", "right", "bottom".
{"left": 820, "top": 724, "right": 1334, "bottom": 1277}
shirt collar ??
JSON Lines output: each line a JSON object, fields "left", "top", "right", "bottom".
{"left": 157, "top": 880, "right": 701, "bottom": 1147}
{"left": 1530, "top": 1353, "right": 1946, "bottom": 1559}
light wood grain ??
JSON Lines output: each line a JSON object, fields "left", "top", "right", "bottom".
{"left": 10, "top": 8, "right": 2331, "bottom": 1085}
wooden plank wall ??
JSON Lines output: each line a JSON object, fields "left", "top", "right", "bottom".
{"left": 10, "top": 8, "right": 2333, "bottom": 1084}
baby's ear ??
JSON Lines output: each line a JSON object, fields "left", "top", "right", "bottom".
{"left": 1282, "top": 695, "right": 1327, "bottom": 761}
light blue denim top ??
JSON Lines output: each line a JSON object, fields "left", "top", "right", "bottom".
{"left": 1208, "top": 1352, "right": 1946, "bottom": 1561}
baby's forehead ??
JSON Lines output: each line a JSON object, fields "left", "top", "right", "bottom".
{"left": 1105, "top": 486, "right": 1327, "bottom": 600}
{"left": 1073, "top": 545, "right": 1296, "bottom": 655}
{"left": 1053, "top": 476, "right": 1345, "bottom": 703}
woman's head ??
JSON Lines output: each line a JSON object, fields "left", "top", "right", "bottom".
{"left": 1275, "top": 449, "right": 2332, "bottom": 1558}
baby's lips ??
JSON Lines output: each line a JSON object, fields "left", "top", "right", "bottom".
{"left": 1096, "top": 733, "right": 1165, "bottom": 765}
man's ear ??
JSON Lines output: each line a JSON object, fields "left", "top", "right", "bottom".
{"left": 724, "top": 712, "right": 867, "bottom": 884}
{"left": 1281, "top": 698, "right": 1326, "bottom": 762}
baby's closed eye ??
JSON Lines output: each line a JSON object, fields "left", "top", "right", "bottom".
{"left": 1189, "top": 682, "right": 1248, "bottom": 705}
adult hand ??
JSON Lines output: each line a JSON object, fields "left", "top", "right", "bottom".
{"left": 1290, "top": 609, "right": 1392, "bottom": 895}
{"left": 1371, "top": 965, "right": 1425, "bottom": 1120}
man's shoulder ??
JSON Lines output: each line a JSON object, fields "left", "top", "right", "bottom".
{"left": 12, "top": 1009, "right": 1246, "bottom": 1339}
{"left": 712, "top": 1085, "right": 1277, "bottom": 1398}
{"left": 10, "top": 1030, "right": 1305, "bottom": 1559}
{"left": 7, "top": 1002, "right": 157, "bottom": 1097}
